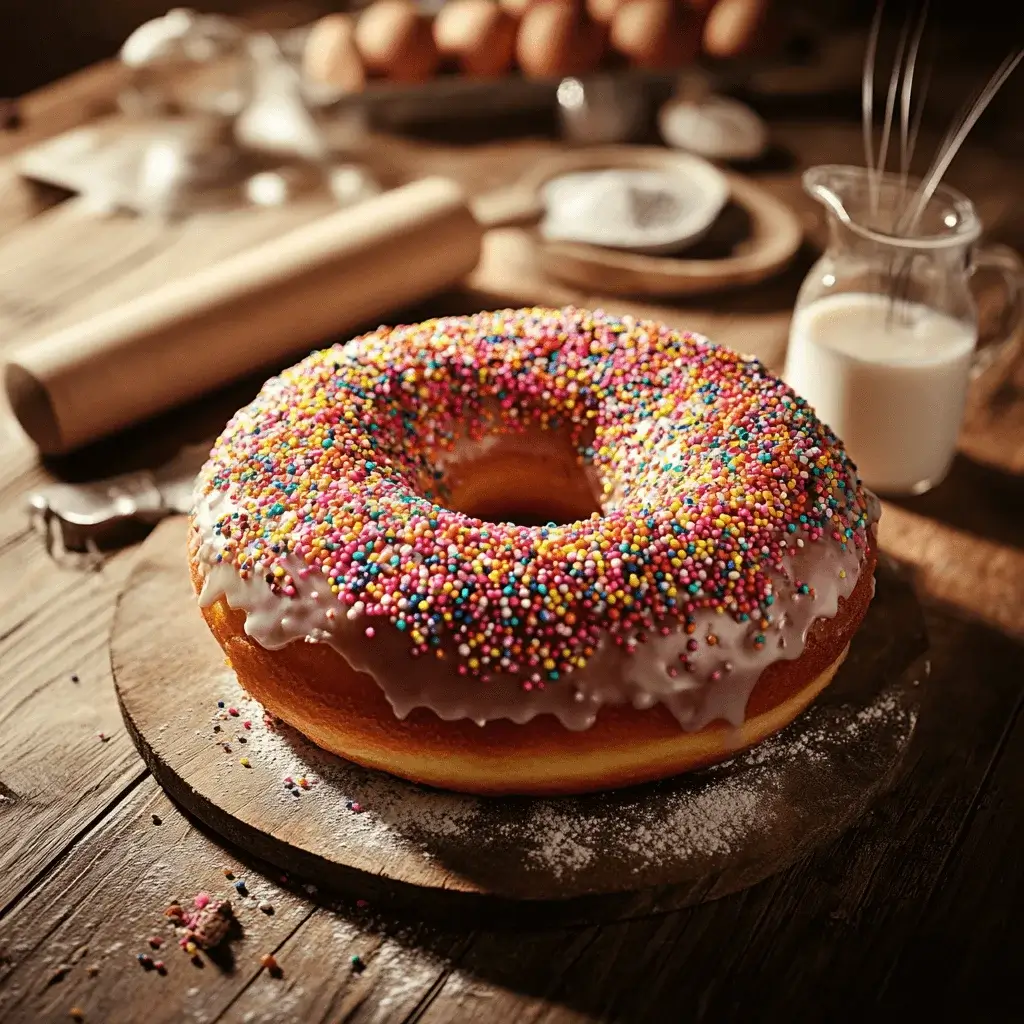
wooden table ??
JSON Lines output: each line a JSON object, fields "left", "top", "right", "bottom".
{"left": 0, "top": 63, "right": 1022, "bottom": 1023}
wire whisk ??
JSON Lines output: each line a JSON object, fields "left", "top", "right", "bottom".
{"left": 859, "top": 1, "right": 1022, "bottom": 327}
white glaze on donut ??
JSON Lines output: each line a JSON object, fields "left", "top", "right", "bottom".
{"left": 194, "top": 487, "right": 873, "bottom": 731}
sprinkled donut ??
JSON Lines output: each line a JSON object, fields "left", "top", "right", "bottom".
{"left": 191, "top": 307, "right": 878, "bottom": 795}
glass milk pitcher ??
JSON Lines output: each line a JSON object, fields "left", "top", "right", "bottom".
{"left": 784, "top": 164, "right": 1023, "bottom": 496}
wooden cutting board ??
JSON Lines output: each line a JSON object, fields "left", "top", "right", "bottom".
{"left": 110, "top": 516, "right": 929, "bottom": 926}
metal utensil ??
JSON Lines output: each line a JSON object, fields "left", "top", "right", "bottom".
{"left": 27, "top": 440, "right": 213, "bottom": 555}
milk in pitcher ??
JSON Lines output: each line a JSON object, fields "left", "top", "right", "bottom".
{"left": 785, "top": 292, "right": 976, "bottom": 494}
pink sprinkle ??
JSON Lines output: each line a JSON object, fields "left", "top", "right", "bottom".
{"left": 365, "top": 627, "right": 375, "bottom": 638}
{"left": 243, "top": 721, "right": 252, "bottom": 730}
{"left": 194, "top": 892, "right": 211, "bottom": 910}
{"left": 351, "top": 802, "right": 362, "bottom": 813}
{"left": 228, "top": 707, "right": 239, "bottom": 717}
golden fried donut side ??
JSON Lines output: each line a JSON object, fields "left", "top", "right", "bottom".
{"left": 190, "top": 526, "right": 875, "bottom": 796}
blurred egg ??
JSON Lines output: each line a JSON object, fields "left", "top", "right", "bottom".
{"left": 703, "top": 0, "right": 766, "bottom": 58}
{"left": 515, "top": 3, "right": 606, "bottom": 79}
{"left": 434, "top": 0, "right": 518, "bottom": 78}
{"left": 609, "top": 0, "right": 699, "bottom": 70}
{"left": 303, "top": 14, "right": 366, "bottom": 93}
{"left": 585, "top": 0, "right": 626, "bottom": 24}
{"left": 354, "top": 0, "right": 440, "bottom": 82}
{"left": 498, "top": 0, "right": 534, "bottom": 17}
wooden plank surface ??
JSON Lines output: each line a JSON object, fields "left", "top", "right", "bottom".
{"left": 0, "top": 59, "right": 1021, "bottom": 1024}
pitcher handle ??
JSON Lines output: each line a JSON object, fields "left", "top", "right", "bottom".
{"left": 970, "top": 243, "right": 1024, "bottom": 377}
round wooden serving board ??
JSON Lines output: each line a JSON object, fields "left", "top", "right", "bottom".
{"left": 112, "top": 517, "right": 928, "bottom": 925}
{"left": 474, "top": 146, "right": 804, "bottom": 298}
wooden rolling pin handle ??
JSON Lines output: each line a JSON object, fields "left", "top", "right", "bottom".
{"left": 4, "top": 176, "right": 484, "bottom": 455}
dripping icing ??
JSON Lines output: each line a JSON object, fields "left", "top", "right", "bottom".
{"left": 194, "top": 486, "right": 874, "bottom": 732}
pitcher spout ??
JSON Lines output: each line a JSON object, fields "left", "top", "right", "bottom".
{"left": 802, "top": 163, "right": 980, "bottom": 248}
{"left": 802, "top": 164, "right": 857, "bottom": 228}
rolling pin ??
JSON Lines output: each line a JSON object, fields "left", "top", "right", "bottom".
{"left": 3, "top": 175, "right": 489, "bottom": 455}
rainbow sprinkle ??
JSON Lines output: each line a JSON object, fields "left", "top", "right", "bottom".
{"left": 197, "top": 307, "right": 870, "bottom": 687}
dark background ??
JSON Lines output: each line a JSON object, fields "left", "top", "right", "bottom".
{"left": 1, "top": 0, "right": 1020, "bottom": 124}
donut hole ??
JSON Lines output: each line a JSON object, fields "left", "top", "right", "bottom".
{"left": 434, "top": 426, "right": 604, "bottom": 528}
{"left": 453, "top": 480, "right": 600, "bottom": 528}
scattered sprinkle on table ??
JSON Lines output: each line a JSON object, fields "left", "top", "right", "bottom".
{"left": 167, "top": 893, "right": 236, "bottom": 951}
